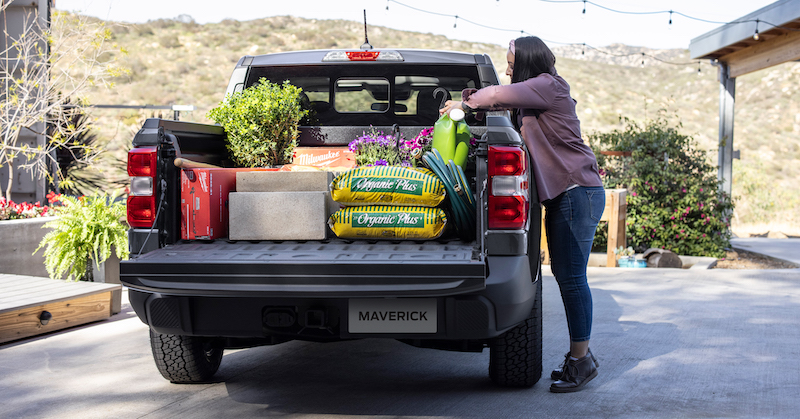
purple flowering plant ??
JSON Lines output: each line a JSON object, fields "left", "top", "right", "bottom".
{"left": 348, "top": 126, "right": 435, "bottom": 167}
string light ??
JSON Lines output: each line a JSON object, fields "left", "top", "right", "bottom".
{"left": 753, "top": 19, "right": 760, "bottom": 41}
{"left": 382, "top": 0, "right": 734, "bottom": 71}
{"left": 697, "top": 61, "right": 701, "bottom": 75}
{"left": 668, "top": 10, "right": 673, "bottom": 26}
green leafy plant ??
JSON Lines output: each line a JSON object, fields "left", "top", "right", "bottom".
{"left": 588, "top": 115, "right": 734, "bottom": 258}
{"left": 207, "top": 78, "right": 308, "bottom": 167}
{"left": 35, "top": 192, "right": 129, "bottom": 282}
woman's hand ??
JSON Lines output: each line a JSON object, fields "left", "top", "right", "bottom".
{"left": 439, "top": 100, "right": 463, "bottom": 116}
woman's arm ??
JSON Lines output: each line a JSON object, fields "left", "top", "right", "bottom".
{"left": 440, "top": 74, "right": 558, "bottom": 115}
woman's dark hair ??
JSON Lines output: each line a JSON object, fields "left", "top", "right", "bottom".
{"left": 511, "top": 36, "right": 556, "bottom": 84}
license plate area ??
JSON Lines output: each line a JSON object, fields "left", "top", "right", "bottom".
{"left": 348, "top": 298, "right": 437, "bottom": 333}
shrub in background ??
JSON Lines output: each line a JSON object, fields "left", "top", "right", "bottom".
{"left": 588, "top": 115, "right": 733, "bottom": 258}
{"left": 207, "top": 78, "right": 307, "bottom": 167}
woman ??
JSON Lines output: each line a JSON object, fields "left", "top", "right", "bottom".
{"left": 440, "top": 36, "right": 604, "bottom": 393}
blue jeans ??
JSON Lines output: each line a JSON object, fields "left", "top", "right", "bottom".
{"left": 543, "top": 186, "right": 605, "bottom": 343}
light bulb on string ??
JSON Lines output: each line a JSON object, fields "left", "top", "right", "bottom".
{"left": 582, "top": 0, "right": 586, "bottom": 15}
{"left": 753, "top": 19, "right": 760, "bottom": 41}
{"left": 697, "top": 62, "right": 701, "bottom": 76}
{"left": 582, "top": 43, "right": 585, "bottom": 56}
{"left": 668, "top": 11, "right": 673, "bottom": 29}
{"left": 641, "top": 52, "right": 645, "bottom": 68}
{"left": 454, "top": 15, "right": 458, "bottom": 29}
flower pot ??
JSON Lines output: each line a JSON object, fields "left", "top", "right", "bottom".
{"left": 618, "top": 257, "right": 647, "bottom": 268}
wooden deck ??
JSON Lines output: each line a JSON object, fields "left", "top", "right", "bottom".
{"left": 0, "top": 274, "right": 121, "bottom": 344}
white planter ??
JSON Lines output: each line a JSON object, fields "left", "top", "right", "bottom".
{"left": 0, "top": 216, "right": 55, "bottom": 277}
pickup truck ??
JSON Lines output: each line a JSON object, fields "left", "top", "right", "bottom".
{"left": 120, "top": 48, "right": 543, "bottom": 387}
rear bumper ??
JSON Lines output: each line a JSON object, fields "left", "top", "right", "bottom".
{"left": 125, "top": 253, "right": 538, "bottom": 342}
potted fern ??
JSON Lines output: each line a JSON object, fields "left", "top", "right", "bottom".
{"left": 207, "top": 78, "right": 308, "bottom": 167}
{"left": 35, "top": 192, "right": 129, "bottom": 282}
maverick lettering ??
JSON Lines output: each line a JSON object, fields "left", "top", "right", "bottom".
{"left": 358, "top": 311, "right": 429, "bottom": 321}
{"left": 352, "top": 177, "right": 423, "bottom": 195}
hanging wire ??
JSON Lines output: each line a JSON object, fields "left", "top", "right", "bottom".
{"left": 537, "top": 0, "right": 800, "bottom": 30}
{"left": 382, "top": 0, "right": 793, "bottom": 69}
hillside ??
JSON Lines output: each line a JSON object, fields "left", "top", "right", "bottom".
{"left": 60, "top": 14, "right": 800, "bottom": 235}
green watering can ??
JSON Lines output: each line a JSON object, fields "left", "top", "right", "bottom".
{"left": 431, "top": 109, "right": 471, "bottom": 170}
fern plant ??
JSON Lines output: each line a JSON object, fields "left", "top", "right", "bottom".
{"left": 35, "top": 192, "right": 129, "bottom": 282}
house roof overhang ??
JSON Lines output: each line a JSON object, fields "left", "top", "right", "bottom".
{"left": 689, "top": 0, "right": 800, "bottom": 78}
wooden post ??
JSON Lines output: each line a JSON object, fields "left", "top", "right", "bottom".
{"left": 603, "top": 189, "right": 627, "bottom": 268}
{"left": 540, "top": 188, "right": 626, "bottom": 267}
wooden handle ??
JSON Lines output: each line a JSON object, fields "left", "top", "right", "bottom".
{"left": 173, "top": 158, "right": 222, "bottom": 169}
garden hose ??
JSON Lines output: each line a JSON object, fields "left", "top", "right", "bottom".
{"left": 422, "top": 149, "right": 476, "bottom": 241}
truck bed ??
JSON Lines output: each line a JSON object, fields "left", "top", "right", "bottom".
{"left": 120, "top": 239, "right": 485, "bottom": 298}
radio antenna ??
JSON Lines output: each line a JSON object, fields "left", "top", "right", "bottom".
{"left": 360, "top": 9, "right": 373, "bottom": 50}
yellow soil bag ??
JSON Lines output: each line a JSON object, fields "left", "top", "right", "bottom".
{"left": 328, "top": 206, "right": 447, "bottom": 240}
{"left": 330, "top": 166, "right": 445, "bottom": 207}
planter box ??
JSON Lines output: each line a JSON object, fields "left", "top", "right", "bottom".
{"left": 0, "top": 217, "right": 122, "bottom": 314}
{"left": 0, "top": 216, "right": 54, "bottom": 278}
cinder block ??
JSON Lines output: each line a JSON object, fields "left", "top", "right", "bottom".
{"left": 228, "top": 192, "right": 338, "bottom": 240}
{"left": 237, "top": 171, "right": 333, "bottom": 192}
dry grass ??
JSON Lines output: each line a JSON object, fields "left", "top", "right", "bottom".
{"left": 53, "top": 13, "right": 800, "bottom": 232}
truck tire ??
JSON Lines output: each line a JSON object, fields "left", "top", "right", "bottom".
{"left": 149, "top": 329, "right": 224, "bottom": 383}
{"left": 488, "top": 278, "right": 543, "bottom": 387}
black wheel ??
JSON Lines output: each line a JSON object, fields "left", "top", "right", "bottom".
{"left": 489, "top": 278, "right": 543, "bottom": 387}
{"left": 149, "top": 329, "right": 224, "bottom": 383}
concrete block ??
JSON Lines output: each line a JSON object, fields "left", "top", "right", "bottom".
{"left": 229, "top": 192, "right": 338, "bottom": 240}
{"left": 237, "top": 171, "right": 333, "bottom": 192}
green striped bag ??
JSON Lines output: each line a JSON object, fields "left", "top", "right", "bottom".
{"left": 330, "top": 166, "right": 445, "bottom": 207}
{"left": 328, "top": 206, "right": 448, "bottom": 240}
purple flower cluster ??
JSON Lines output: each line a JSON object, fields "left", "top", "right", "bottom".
{"left": 348, "top": 126, "right": 437, "bottom": 167}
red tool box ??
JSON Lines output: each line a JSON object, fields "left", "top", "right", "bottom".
{"left": 180, "top": 168, "right": 275, "bottom": 240}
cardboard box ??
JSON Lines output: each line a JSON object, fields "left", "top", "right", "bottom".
{"left": 292, "top": 147, "right": 356, "bottom": 168}
{"left": 180, "top": 168, "right": 276, "bottom": 240}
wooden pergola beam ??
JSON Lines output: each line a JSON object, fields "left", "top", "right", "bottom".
{"left": 720, "top": 29, "right": 800, "bottom": 78}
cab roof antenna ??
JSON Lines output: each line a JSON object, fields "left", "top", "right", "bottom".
{"left": 360, "top": 9, "right": 373, "bottom": 50}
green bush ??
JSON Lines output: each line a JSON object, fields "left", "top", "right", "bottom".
{"left": 207, "top": 78, "right": 307, "bottom": 167}
{"left": 588, "top": 115, "right": 734, "bottom": 257}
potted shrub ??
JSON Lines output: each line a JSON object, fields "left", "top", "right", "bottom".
{"left": 35, "top": 192, "right": 129, "bottom": 282}
{"left": 207, "top": 78, "right": 308, "bottom": 168}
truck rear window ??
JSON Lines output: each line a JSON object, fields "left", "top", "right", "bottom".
{"left": 245, "top": 65, "right": 481, "bottom": 126}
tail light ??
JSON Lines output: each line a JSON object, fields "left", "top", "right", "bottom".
{"left": 488, "top": 146, "right": 529, "bottom": 230}
{"left": 127, "top": 146, "right": 157, "bottom": 228}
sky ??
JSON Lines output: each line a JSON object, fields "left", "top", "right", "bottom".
{"left": 55, "top": 0, "right": 778, "bottom": 50}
